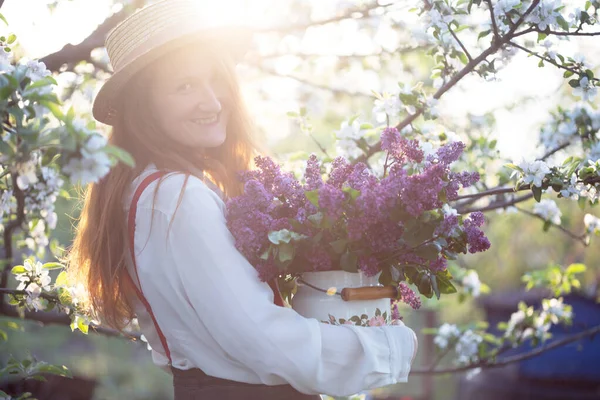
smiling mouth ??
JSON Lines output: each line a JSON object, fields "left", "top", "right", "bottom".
{"left": 190, "top": 114, "right": 219, "bottom": 125}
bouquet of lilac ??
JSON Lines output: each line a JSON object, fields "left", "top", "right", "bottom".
{"left": 226, "top": 127, "right": 490, "bottom": 302}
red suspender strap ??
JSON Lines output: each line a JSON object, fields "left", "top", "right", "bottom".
{"left": 124, "top": 170, "right": 173, "bottom": 365}
{"left": 124, "top": 170, "right": 285, "bottom": 365}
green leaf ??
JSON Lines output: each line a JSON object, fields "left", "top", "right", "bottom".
{"left": 414, "top": 242, "right": 442, "bottom": 261}
{"left": 260, "top": 247, "right": 270, "bottom": 260}
{"left": 458, "top": 52, "right": 469, "bottom": 65}
{"left": 436, "top": 274, "right": 457, "bottom": 294}
{"left": 329, "top": 239, "right": 348, "bottom": 254}
{"left": 278, "top": 242, "right": 295, "bottom": 263}
{"left": 537, "top": 32, "right": 548, "bottom": 42}
{"left": 563, "top": 70, "right": 574, "bottom": 78}
{"left": 0, "top": 13, "right": 8, "bottom": 26}
{"left": 102, "top": 145, "right": 135, "bottom": 167}
{"left": 565, "top": 263, "right": 586, "bottom": 275}
{"left": 340, "top": 252, "right": 358, "bottom": 273}
{"left": 568, "top": 78, "right": 580, "bottom": 88}
{"left": 42, "top": 262, "right": 64, "bottom": 270}
{"left": 305, "top": 189, "right": 319, "bottom": 207}
{"left": 11, "top": 265, "right": 26, "bottom": 275}
{"left": 532, "top": 185, "right": 542, "bottom": 202}
{"left": 7, "top": 34, "right": 16, "bottom": 44}
{"left": 556, "top": 15, "right": 570, "bottom": 31}
{"left": 431, "top": 275, "right": 441, "bottom": 300}
{"left": 55, "top": 271, "right": 69, "bottom": 287}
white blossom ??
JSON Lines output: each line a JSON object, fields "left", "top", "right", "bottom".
{"left": 335, "top": 119, "right": 364, "bottom": 141}
{"left": 568, "top": 7, "right": 583, "bottom": 26}
{"left": 560, "top": 173, "right": 579, "bottom": 200}
{"left": 517, "top": 159, "right": 550, "bottom": 187}
{"left": 533, "top": 199, "right": 562, "bottom": 225}
{"left": 427, "top": 8, "right": 454, "bottom": 31}
{"left": 584, "top": 214, "right": 600, "bottom": 235}
{"left": 505, "top": 309, "right": 526, "bottom": 337}
{"left": 541, "top": 39, "right": 557, "bottom": 60}
{"left": 0, "top": 189, "right": 12, "bottom": 219}
{"left": 14, "top": 159, "right": 39, "bottom": 190}
{"left": 455, "top": 330, "right": 483, "bottom": 365}
{"left": 573, "top": 77, "right": 598, "bottom": 102}
{"left": 25, "top": 219, "right": 49, "bottom": 250}
{"left": 0, "top": 46, "right": 14, "bottom": 73}
{"left": 372, "top": 92, "right": 401, "bottom": 121}
{"left": 434, "top": 323, "right": 460, "bottom": 350}
{"left": 588, "top": 141, "right": 600, "bottom": 162}
{"left": 462, "top": 270, "right": 481, "bottom": 298}
{"left": 24, "top": 60, "right": 51, "bottom": 82}
{"left": 63, "top": 151, "right": 111, "bottom": 185}
{"left": 493, "top": 0, "right": 520, "bottom": 15}
{"left": 526, "top": 0, "right": 562, "bottom": 31}
{"left": 336, "top": 138, "right": 363, "bottom": 159}
{"left": 542, "top": 298, "right": 572, "bottom": 323}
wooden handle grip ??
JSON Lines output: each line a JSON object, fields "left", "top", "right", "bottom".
{"left": 341, "top": 286, "right": 398, "bottom": 301}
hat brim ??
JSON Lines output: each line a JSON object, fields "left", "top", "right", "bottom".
{"left": 92, "top": 27, "right": 251, "bottom": 126}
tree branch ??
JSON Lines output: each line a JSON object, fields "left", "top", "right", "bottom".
{"left": 484, "top": 0, "right": 500, "bottom": 39}
{"left": 531, "top": 28, "right": 600, "bottom": 37}
{"left": 457, "top": 193, "right": 535, "bottom": 214}
{"left": 256, "top": 44, "right": 431, "bottom": 61}
{"left": 40, "top": 0, "right": 146, "bottom": 72}
{"left": 447, "top": 24, "right": 473, "bottom": 63}
{"left": 411, "top": 323, "right": 600, "bottom": 375}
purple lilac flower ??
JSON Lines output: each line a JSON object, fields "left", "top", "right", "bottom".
{"left": 304, "top": 154, "right": 323, "bottom": 191}
{"left": 429, "top": 257, "right": 448, "bottom": 273}
{"left": 427, "top": 141, "right": 466, "bottom": 165}
{"left": 381, "top": 127, "right": 424, "bottom": 163}
{"left": 464, "top": 212, "right": 490, "bottom": 253}
{"left": 391, "top": 300, "right": 402, "bottom": 320}
{"left": 435, "top": 214, "right": 459, "bottom": 236}
{"left": 306, "top": 246, "right": 332, "bottom": 271}
{"left": 327, "top": 157, "right": 353, "bottom": 189}
{"left": 318, "top": 184, "right": 346, "bottom": 220}
{"left": 358, "top": 255, "right": 380, "bottom": 277}
{"left": 397, "top": 282, "right": 422, "bottom": 310}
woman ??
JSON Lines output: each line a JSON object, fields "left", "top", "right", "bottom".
{"left": 65, "top": 0, "right": 418, "bottom": 399}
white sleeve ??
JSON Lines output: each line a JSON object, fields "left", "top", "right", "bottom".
{"left": 165, "top": 178, "right": 416, "bottom": 397}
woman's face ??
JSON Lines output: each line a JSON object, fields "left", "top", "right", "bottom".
{"left": 148, "top": 45, "right": 231, "bottom": 149}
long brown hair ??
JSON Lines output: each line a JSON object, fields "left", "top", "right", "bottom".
{"left": 63, "top": 40, "right": 259, "bottom": 332}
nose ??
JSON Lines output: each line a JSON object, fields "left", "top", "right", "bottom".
{"left": 195, "top": 82, "right": 222, "bottom": 114}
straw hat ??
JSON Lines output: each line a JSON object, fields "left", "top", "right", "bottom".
{"left": 92, "top": 0, "right": 251, "bottom": 125}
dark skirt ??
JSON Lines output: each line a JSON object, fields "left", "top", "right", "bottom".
{"left": 171, "top": 366, "right": 322, "bottom": 400}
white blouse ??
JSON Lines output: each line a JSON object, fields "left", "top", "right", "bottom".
{"left": 122, "top": 162, "right": 417, "bottom": 397}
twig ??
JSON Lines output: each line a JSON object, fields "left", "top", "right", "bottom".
{"left": 256, "top": 1, "right": 394, "bottom": 34}
{"left": 248, "top": 62, "right": 373, "bottom": 99}
{"left": 515, "top": 206, "right": 588, "bottom": 245}
{"left": 530, "top": 28, "right": 600, "bottom": 37}
{"left": 457, "top": 193, "right": 535, "bottom": 214}
{"left": 411, "top": 323, "right": 600, "bottom": 375}
{"left": 447, "top": 24, "right": 473, "bottom": 62}
{"left": 484, "top": 0, "right": 500, "bottom": 39}
{"left": 509, "top": 40, "right": 600, "bottom": 83}
{"left": 256, "top": 44, "right": 431, "bottom": 61}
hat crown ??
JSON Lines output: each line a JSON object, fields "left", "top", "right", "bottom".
{"left": 105, "top": 0, "right": 207, "bottom": 72}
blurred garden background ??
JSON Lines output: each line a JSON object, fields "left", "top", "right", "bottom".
{"left": 1, "top": 0, "right": 599, "bottom": 399}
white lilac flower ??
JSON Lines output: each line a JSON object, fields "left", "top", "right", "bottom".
{"left": 560, "top": 173, "right": 579, "bottom": 200}
{"left": 462, "top": 270, "right": 481, "bottom": 298}
{"left": 517, "top": 159, "right": 550, "bottom": 187}
{"left": 505, "top": 309, "right": 526, "bottom": 337}
{"left": 542, "top": 298, "right": 572, "bottom": 323}
{"left": 584, "top": 214, "right": 600, "bottom": 235}
{"left": 372, "top": 92, "right": 402, "bottom": 120}
{"left": 335, "top": 119, "right": 364, "bottom": 141}
{"left": 442, "top": 203, "right": 458, "bottom": 216}
{"left": 433, "top": 323, "right": 461, "bottom": 350}
{"left": 526, "top": 0, "right": 562, "bottom": 31}
{"left": 63, "top": 152, "right": 111, "bottom": 186}
{"left": 455, "top": 330, "right": 483, "bottom": 365}
{"left": 0, "top": 189, "right": 12, "bottom": 219}
{"left": 533, "top": 199, "right": 562, "bottom": 225}
{"left": 573, "top": 77, "right": 598, "bottom": 102}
